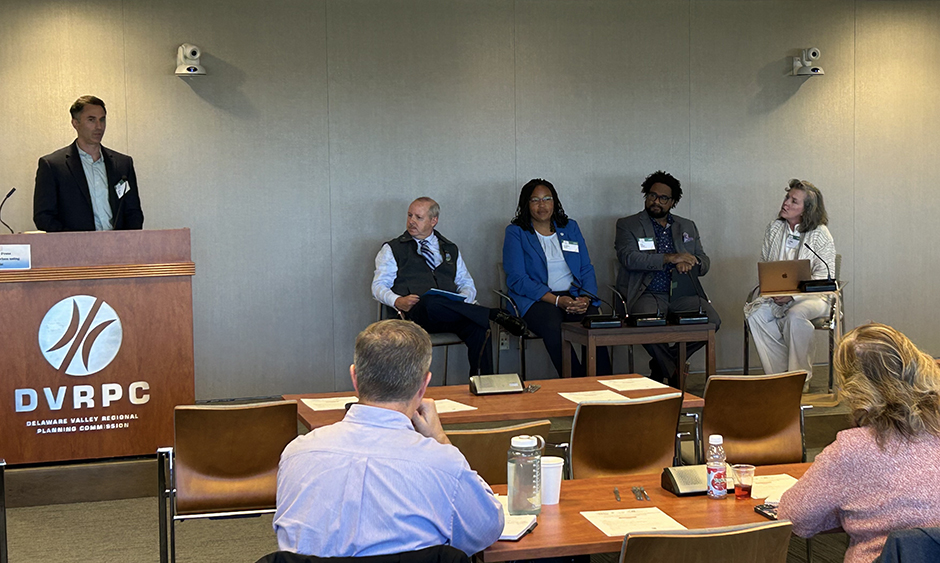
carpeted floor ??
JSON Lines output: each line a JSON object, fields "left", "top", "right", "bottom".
{"left": 6, "top": 497, "right": 278, "bottom": 562}
{"left": 7, "top": 496, "right": 848, "bottom": 563}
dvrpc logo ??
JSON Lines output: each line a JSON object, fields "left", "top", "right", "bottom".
{"left": 38, "top": 295, "right": 123, "bottom": 376}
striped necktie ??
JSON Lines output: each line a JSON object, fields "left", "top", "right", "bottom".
{"left": 419, "top": 240, "right": 436, "bottom": 270}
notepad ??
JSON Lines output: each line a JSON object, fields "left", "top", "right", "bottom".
{"left": 581, "top": 507, "right": 686, "bottom": 536}
{"left": 424, "top": 288, "right": 466, "bottom": 302}
{"left": 433, "top": 399, "right": 477, "bottom": 414}
{"left": 558, "top": 390, "right": 628, "bottom": 404}
{"left": 496, "top": 496, "right": 538, "bottom": 541}
{"left": 302, "top": 396, "right": 358, "bottom": 411}
{"left": 599, "top": 378, "right": 670, "bottom": 392}
{"left": 752, "top": 474, "right": 799, "bottom": 505}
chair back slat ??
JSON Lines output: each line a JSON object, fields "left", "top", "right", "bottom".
{"left": 701, "top": 372, "right": 805, "bottom": 465}
{"left": 446, "top": 420, "right": 552, "bottom": 485}
{"left": 173, "top": 401, "right": 298, "bottom": 515}
{"left": 570, "top": 394, "right": 683, "bottom": 479}
{"left": 620, "top": 521, "right": 792, "bottom": 563}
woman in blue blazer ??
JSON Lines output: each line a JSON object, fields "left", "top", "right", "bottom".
{"left": 502, "top": 179, "right": 612, "bottom": 377}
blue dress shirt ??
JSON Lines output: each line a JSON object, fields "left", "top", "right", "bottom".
{"left": 274, "top": 404, "right": 504, "bottom": 557}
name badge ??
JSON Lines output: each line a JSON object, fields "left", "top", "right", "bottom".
{"left": 786, "top": 235, "right": 800, "bottom": 249}
{"left": 638, "top": 237, "right": 656, "bottom": 251}
{"left": 561, "top": 240, "right": 579, "bottom": 253}
{"left": 115, "top": 180, "right": 130, "bottom": 199}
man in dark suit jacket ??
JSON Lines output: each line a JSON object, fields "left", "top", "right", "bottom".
{"left": 33, "top": 95, "right": 144, "bottom": 232}
{"left": 615, "top": 171, "right": 720, "bottom": 386}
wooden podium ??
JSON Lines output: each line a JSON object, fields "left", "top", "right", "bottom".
{"left": 0, "top": 229, "right": 195, "bottom": 465}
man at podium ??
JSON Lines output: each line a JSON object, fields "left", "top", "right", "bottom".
{"left": 33, "top": 95, "right": 144, "bottom": 232}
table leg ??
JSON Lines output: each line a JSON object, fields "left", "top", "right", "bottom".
{"left": 585, "top": 334, "right": 597, "bottom": 378}
{"left": 678, "top": 343, "right": 688, "bottom": 392}
{"left": 706, "top": 329, "right": 716, "bottom": 381}
{"left": 561, "top": 334, "right": 572, "bottom": 378}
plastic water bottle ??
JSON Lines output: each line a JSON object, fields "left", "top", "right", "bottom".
{"left": 706, "top": 434, "right": 727, "bottom": 499}
{"left": 507, "top": 434, "right": 544, "bottom": 515}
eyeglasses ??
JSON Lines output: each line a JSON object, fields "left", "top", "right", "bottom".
{"left": 529, "top": 196, "right": 553, "bottom": 204}
{"left": 645, "top": 193, "right": 673, "bottom": 205}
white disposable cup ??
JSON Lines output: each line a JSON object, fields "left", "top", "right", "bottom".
{"left": 541, "top": 456, "right": 565, "bottom": 505}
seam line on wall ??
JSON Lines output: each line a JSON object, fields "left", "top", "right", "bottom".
{"left": 324, "top": 0, "right": 338, "bottom": 389}
{"left": 513, "top": 0, "right": 518, "bottom": 188}
{"left": 122, "top": 0, "right": 129, "bottom": 151}
{"left": 688, "top": 0, "right": 693, "bottom": 216}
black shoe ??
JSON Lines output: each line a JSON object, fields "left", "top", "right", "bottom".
{"left": 491, "top": 310, "right": 527, "bottom": 337}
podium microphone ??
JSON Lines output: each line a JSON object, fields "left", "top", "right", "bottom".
{"left": 798, "top": 243, "right": 838, "bottom": 292}
{"left": 0, "top": 187, "right": 16, "bottom": 234}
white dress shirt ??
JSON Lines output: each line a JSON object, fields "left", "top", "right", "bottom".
{"left": 371, "top": 232, "right": 477, "bottom": 307}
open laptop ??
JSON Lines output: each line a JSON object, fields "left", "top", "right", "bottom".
{"left": 758, "top": 259, "right": 812, "bottom": 295}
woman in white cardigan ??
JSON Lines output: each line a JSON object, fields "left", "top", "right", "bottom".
{"left": 745, "top": 179, "right": 836, "bottom": 391}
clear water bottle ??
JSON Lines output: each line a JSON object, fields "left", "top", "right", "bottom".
{"left": 507, "top": 434, "right": 544, "bottom": 515}
{"left": 706, "top": 434, "right": 727, "bottom": 499}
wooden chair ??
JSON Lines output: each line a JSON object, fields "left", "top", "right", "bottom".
{"left": 157, "top": 400, "right": 298, "bottom": 563}
{"left": 619, "top": 521, "right": 793, "bottom": 563}
{"left": 744, "top": 254, "right": 844, "bottom": 393}
{"left": 569, "top": 394, "right": 683, "bottom": 479}
{"left": 377, "top": 302, "right": 464, "bottom": 386}
{"left": 684, "top": 371, "right": 808, "bottom": 465}
{"left": 445, "top": 420, "right": 552, "bottom": 485}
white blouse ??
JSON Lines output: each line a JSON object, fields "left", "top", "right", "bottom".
{"left": 536, "top": 231, "right": 574, "bottom": 292}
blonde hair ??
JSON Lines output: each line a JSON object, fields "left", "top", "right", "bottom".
{"left": 836, "top": 323, "right": 940, "bottom": 447}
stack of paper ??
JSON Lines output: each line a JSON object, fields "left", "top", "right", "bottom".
{"left": 599, "top": 378, "right": 670, "bottom": 391}
{"left": 751, "top": 474, "right": 799, "bottom": 505}
{"left": 580, "top": 507, "right": 686, "bottom": 536}
{"left": 495, "top": 496, "right": 538, "bottom": 541}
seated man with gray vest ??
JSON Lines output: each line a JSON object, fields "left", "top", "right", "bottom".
{"left": 372, "top": 197, "right": 526, "bottom": 376}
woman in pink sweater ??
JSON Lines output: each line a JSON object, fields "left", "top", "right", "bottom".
{"left": 778, "top": 323, "right": 940, "bottom": 562}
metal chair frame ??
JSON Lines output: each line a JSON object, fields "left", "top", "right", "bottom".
{"left": 377, "top": 301, "right": 464, "bottom": 386}
{"left": 1, "top": 459, "right": 6, "bottom": 563}
{"left": 743, "top": 255, "right": 844, "bottom": 394}
{"left": 157, "top": 401, "right": 297, "bottom": 563}
{"left": 493, "top": 263, "right": 542, "bottom": 381}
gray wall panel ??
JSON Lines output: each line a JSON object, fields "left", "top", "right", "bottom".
{"left": 121, "top": 0, "right": 332, "bottom": 397}
{"left": 854, "top": 1, "right": 940, "bottom": 349}
{"left": 1, "top": 0, "right": 938, "bottom": 400}
{"left": 326, "top": 0, "right": 516, "bottom": 388}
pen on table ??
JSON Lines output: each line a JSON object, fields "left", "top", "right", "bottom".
{"left": 613, "top": 487, "right": 621, "bottom": 502}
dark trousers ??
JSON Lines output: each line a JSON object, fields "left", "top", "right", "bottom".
{"left": 407, "top": 294, "right": 494, "bottom": 376}
{"left": 522, "top": 294, "right": 612, "bottom": 378}
{"left": 630, "top": 292, "right": 721, "bottom": 386}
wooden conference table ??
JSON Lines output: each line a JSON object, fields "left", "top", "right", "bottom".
{"left": 561, "top": 322, "right": 717, "bottom": 385}
{"left": 483, "top": 462, "right": 810, "bottom": 562}
{"left": 283, "top": 374, "right": 704, "bottom": 431}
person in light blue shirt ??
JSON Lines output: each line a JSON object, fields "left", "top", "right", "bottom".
{"left": 274, "top": 320, "right": 504, "bottom": 557}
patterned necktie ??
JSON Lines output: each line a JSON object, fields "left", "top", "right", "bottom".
{"left": 419, "top": 240, "right": 435, "bottom": 270}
